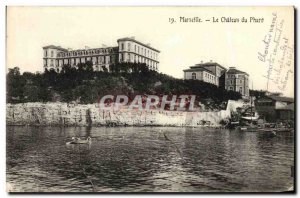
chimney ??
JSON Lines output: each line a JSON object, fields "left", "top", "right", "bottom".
{"left": 210, "top": 60, "right": 213, "bottom": 62}
{"left": 147, "top": 43, "right": 151, "bottom": 46}
{"left": 229, "top": 67, "right": 236, "bottom": 69}
{"left": 130, "top": 36, "right": 135, "bottom": 40}
{"left": 85, "top": 46, "right": 90, "bottom": 49}
{"left": 200, "top": 61, "right": 203, "bottom": 63}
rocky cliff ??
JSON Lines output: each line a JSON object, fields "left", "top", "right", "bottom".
{"left": 6, "top": 102, "right": 238, "bottom": 127}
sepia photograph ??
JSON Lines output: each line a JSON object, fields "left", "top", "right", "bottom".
{"left": 6, "top": 6, "right": 295, "bottom": 193}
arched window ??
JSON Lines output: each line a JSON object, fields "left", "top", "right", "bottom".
{"left": 192, "top": 73, "right": 196, "bottom": 80}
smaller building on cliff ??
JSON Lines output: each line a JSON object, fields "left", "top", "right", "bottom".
{"left": 183, "top": 61, "right": 227, "bottom": 87}
{"left": 225, "top": 67, "right": 249, "bottom": 97}
{"left": 183, "top": 62, "right": 249, "bottom": 97}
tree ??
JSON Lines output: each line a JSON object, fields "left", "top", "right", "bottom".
{"left": 8, "top": 67, "right": 20, "bottom": 76}
{"left": 7, "top": 67, "right": 24, "bottom": 103}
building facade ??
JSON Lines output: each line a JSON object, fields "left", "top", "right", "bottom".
{"left": 117, "top": 38, "right": 160, "bottom": 71}
{"left": 43, "top": 37, "right": 160, "bottom": 72}
{"left": 255, "top": 94, "right": 294, "bottom": 122}
{"left": 225, "top": 67, "right": 249, "bottom": 97}
{"left": 183, "top": 62, "right": 249, "bottom": 97}
{"left": 183, "top": 61, "right": 227, "bottom": 87}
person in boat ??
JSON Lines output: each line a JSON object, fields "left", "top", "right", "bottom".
{"left": 87, "top": 136, "right": 91, "bottom": 142}
{"left": 69, "top": 136, "right": 91, "bottom": 144}
{"left": 71, "top": 136, "right": 81, "bottom": 142}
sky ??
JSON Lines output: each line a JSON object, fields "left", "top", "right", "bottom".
{"left": 6, "top": 6, "right": 294, "bottom": 97}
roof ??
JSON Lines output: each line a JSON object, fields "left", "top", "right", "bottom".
{"left": 276, "top": 103, "right": 294, "bottom": 111}
{"left": 43, "top": 45, "right": 68, "bottom": 51}
{"left": 256, "top": 98, "right": 273, "bottom": 103}
{"left": 183, "top": 67, "right": 214, "bottom": 74}
{"left": 68, "top": 46, "right": 119, "bottom": 53}
{"left": 191, "top": 62, "right": 227, "bottom": 70}
{"left": 267, "top": 95, "right": 294, "bottom": 103}
{"left": 227, "top": 67, "right": 249, "bottom": 75}
{"left": 117, "top": 37, "right": 160, "bottom": 53}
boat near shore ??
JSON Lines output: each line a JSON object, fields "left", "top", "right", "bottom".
{"left": 66, "top": 137, "right": 92, "bottom": 144}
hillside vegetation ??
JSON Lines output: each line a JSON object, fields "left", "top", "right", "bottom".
{"left": 7, "top": 62, "right": 242, "bottom": 108}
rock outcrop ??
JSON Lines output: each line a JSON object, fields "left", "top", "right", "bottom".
{"left": 6, "top": 102, "right": 234, "bottom": 127}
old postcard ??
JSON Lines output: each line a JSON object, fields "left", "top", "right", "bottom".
{"left": 6, "top": 6, "right": 295, "bottom": 193}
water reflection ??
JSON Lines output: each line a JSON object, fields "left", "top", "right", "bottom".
{"left": 7, "top": 126, "right": 294, "bottom": 192}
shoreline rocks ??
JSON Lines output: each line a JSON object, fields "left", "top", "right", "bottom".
{"left": 6, "top": 102, "right": 235, "bottom": 127}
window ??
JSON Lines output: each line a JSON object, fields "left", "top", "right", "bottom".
{"left": 240, "top": 80, "right": 242, "bottom": 84}
{"left": 51, "top": 51, "right": 54, "bottom": 57}
{"left": 127, "top": 54, "right": 130, "bottom": 62}
{"left": 135, "top": 45, "right": 136, "bottom": 52}
{"left": 45, "top": 50, "right": 48, "bottom": 57}
{"left": 239, "top": 87, "right": 243, "bottom": 93}
{"left": 50, "top": 59, "right": 53, "bottom": 66}
{"left": 121, "top": 43, "right": 124, "bottom": 50}
{"left": 192, "top": 73, "right": 196, "bottom": 80}
{"left": 93, "top": 57, "right": 97, "bottom": 64}
{"left": 128, "top": 43, "right": 131, "bottom": 51}
{"left": 229, "top": 86, "right": 233, "bottom": 90}
{"left": 230, "top": 80, "right": 233, "bottom": 85}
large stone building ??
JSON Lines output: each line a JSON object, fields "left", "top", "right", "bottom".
{"left": 183, "top": 62, "right": 249, "bottom": 97}
{"left": 43, "top": 37, "right": 160, "bottom": 72}
{"left": 225, "top": 67, "right": 249, "bottom": 97}
{"left": 183, "top": 61, "right": 227, "bottom": 87}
